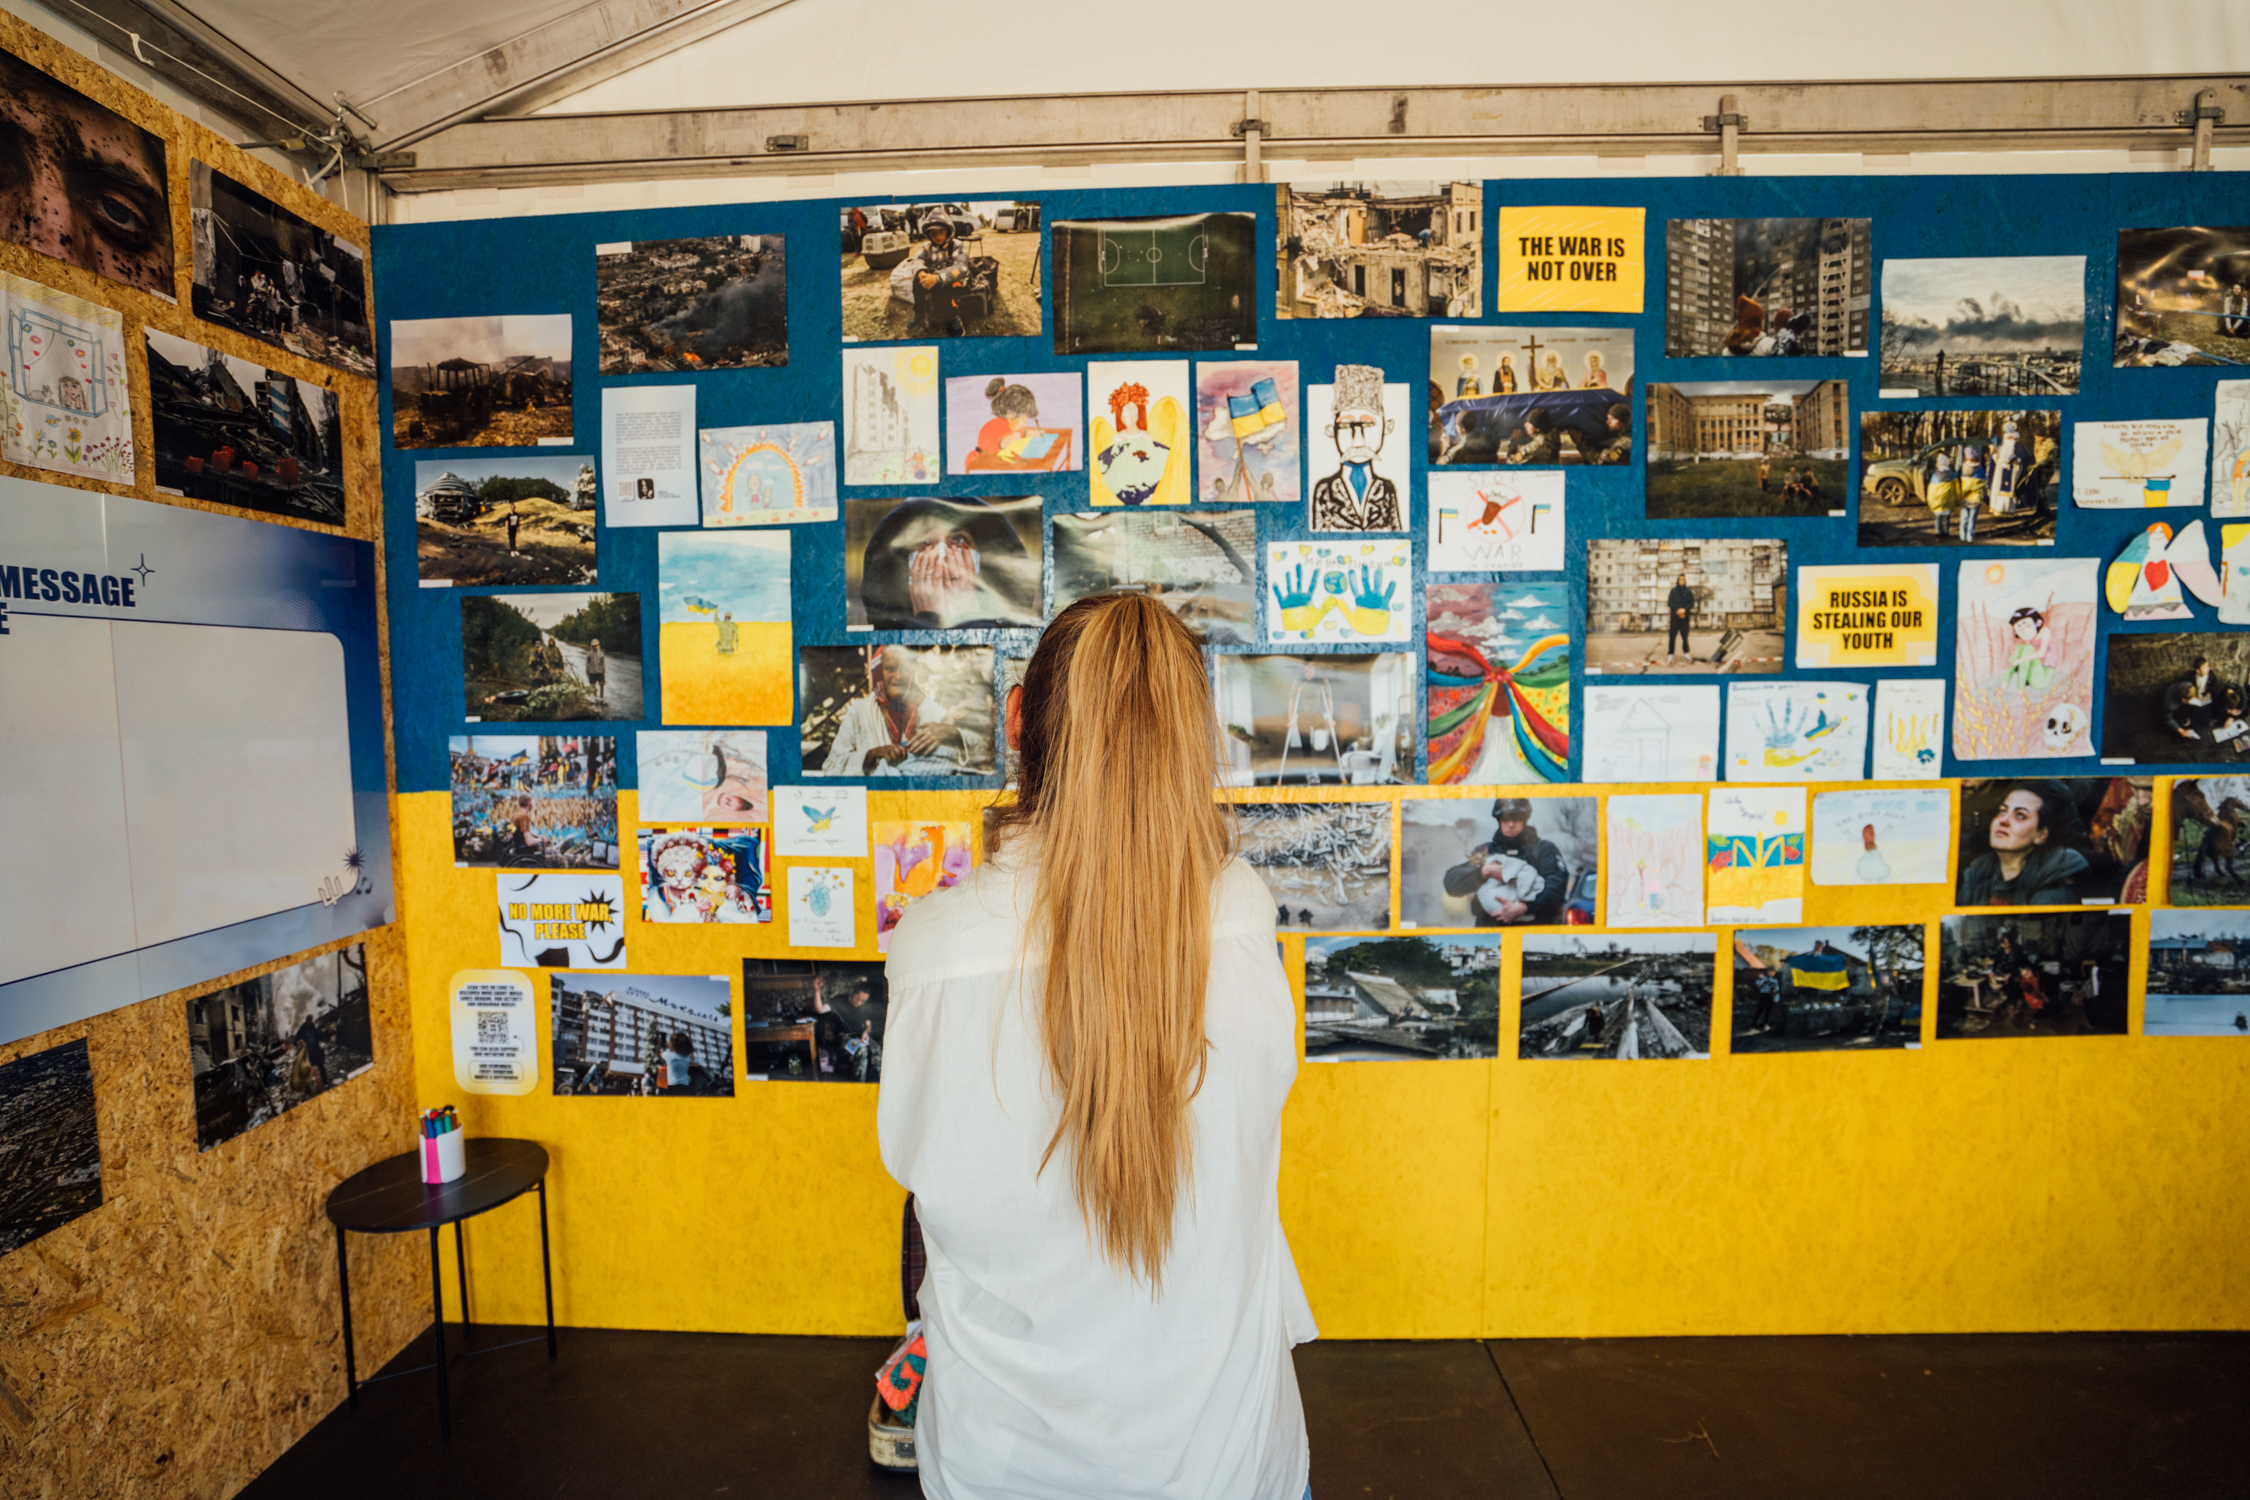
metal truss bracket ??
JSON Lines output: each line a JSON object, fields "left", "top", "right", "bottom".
{"left": 1229, "top": 118, "right": 1271, "bottom": 139}
{"left": 1708, "top": 93, "right": 1745, "bottom": 176}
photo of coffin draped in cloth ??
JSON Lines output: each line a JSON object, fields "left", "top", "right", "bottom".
{"left": 2114, "top": 225, "right": 2250, "bottom": 367}
{"left": 741, "top": 960, "right": 889, "bottom": 1082}
{"left": 189, "top": 163, "right": 373, "bottom": 376}
{"left": 1215, "top": 652, "right": 1414, "bottom": 787}
{"left": 188, "top": 945, "right": 374, "bottom": 1151}
{"left": 1302, "top": 934, "right": 1499, "bottom": 1061}
{"left": 1429, "top": 325, "right": 1633, "bottom": 466}
{"left": 799, "top": 644, "right": 997, "bottom": 778}
{"left": 1935, "top": 911, "right": 2130, "bottom": 1039}
{"left": 1518, "top": 932, "right": 1716, "bottom": 1060}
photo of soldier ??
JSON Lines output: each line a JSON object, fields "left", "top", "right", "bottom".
{"left": 1401, "top": 796, "right": 1597, "bottom": 928}
{"left": 841, "top": 201, "right": 1040, "bottom": 340}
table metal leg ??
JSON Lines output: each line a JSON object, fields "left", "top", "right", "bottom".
{"left": 429, "top": 1226, "right": 450, "bottom": 1439}
{"left": 336, "top": 1224, "right": 358, "bottom": 1411}
{"left": 455, "top": 1220, "right": 472, "bottom": 1341}
{"left": 538, "top": 1179, "right": 557, "bottom": 1361}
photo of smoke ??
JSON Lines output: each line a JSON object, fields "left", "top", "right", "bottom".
{"left": 2115, "top": 226, "right": 2250, "bottom": 367}
{"left": 550, "top": 974, "right": 733, "bottom": 1096}
{"left": 189, "top": 162, "right": 373, "bottom": 376}
{"left": 1237, "top": 800, "right": 1393, "bottom": 931}
{"left": 1052, "top": 212, "right": 1258, "bottom": 355}
{"left": 391, "top": 314, "right": 574, "bottom": 449}
{"left": 448, "top": 735, "right": 620, "bottom": 869}
{"left": 188, "top": 945, "right": 373, "bottom": 1151}
{"left": 1664, "top": 218, "right": 1870, "bottom": 357}
{"left": 596, "top": 235, "right": 786, "bottom": 373}
{"left": 146, "top": 326, "right": 345, "bottom": 526}
{"left": 845, "top": 495, "right": 1043, "bottom": 631}
{"left": 1215, "top": 653, "right": 1415, "bottom": 787}
{"left": 1935, "top": 911, "right": 2130, "bottom": 1039}
{"left": 1518, "top": 932, "right": 1716, "bottom": 1060}
{"left": 1303, "top": 933, "right": 1498, "bottom": 1060}
{"left": 1050, "top": 510, "right": 1258, "bottom": 644}
{"left": 741, "top": 959, "right": 889, "bottom": 1082}
{"left": 0, "top": 1040, "right": 102, "bottom": 1254}
{"left": 1878, "top": 257, "right": 2085, "bottom": 397}
{"left": 0, "top": 49, "right": 173, "bottom": 297}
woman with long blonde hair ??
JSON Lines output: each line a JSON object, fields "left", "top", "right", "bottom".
{"left": 879, "top": 592, "right": 1314, "bottom": 1499}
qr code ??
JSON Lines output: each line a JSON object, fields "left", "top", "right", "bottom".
{"left": 475, "top": 1012, "right": 509, "bottom": 1043}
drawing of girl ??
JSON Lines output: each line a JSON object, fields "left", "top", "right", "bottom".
{"left": 2001, "top": 607, "right": 2061, "bottom": 693}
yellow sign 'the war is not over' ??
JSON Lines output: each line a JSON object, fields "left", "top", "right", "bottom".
{"left": 1495, "top": 206, "right": 1645, "bottom": 313}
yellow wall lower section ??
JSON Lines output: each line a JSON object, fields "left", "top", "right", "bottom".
{"left": 402, "top": 781, "right": 2250, "bottom": 1339}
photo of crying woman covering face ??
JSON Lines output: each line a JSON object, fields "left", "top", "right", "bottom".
{"left": 0, "top": 50, "right": 173, "bottom": 297}
{"left": 844, "top": 494, "right": 1043, "bottom": 631}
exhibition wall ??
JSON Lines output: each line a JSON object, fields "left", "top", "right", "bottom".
{"left": 374, "top": 172, "right": 2250, "bottom": 1343}
{"left": 0, "top": 15, "right": 425, "bottom": 1498}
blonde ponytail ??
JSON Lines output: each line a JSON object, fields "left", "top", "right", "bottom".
{"left": 994, "top": 593, "right": 1231, "bottom": 1285}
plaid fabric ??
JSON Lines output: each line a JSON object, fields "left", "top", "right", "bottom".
{"left": 901, "top": 1195, "right": 926, "bottom": 1322}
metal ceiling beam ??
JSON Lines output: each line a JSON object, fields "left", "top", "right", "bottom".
{"left": 34, "top": 0, "right": 336, "bottom": 140}
{"left": 379, "top": 75, "right": 2248, "bottom": 192}
{"left": 368, "top": 0, "right": 800, "bottom": 156}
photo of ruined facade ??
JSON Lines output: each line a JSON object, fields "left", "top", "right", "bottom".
{"left": 1665, "top": 218, "right": 1872, "bottom": 358}
{"left": 595, "top": 234, "right": 787, "bottom": 373}
{"left": 1276, "top": 181, "right": 1482, "bottom": 319}
{"left": 390, "top": 314, "right": 574, "bottom": 450}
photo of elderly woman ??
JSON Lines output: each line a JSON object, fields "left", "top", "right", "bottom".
{"left": 844, "top": 495, "right": 1043, "bottom": 630}
{"left": 1954, "top": 777, "right": 2153, "bottom": 909}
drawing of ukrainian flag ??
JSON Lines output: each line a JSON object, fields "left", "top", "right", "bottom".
{"left": 1785, "top": 949, "right": 1852, "bottom": 991}
{"left": 1230, "top": 378, "right": 1288, "bottom": 437}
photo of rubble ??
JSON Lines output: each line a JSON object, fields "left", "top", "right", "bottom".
{"left": 1277, "top": 181, "right": 1482, "bottom": 319}
{"left": 1663, "top": 218, "right": 1871, "bottom": 357}
{"left": 189, "top": 162, "right": 374, "bottom": 376}
{"left": 1303, "top": 933, "right": 1499, "bottom": 1060}
{"left": 415, "top": 456, "right": 597, "bottom": 587}
{"left": 0, "top": 1040, "right": 102, "bottom": 1254}
{"left": 188, "top": 945, "right": 373, "bottom": 1150}
{"left": 391, "top": 314, "right": 573, "bottom": 449}
{"left": 146, "top": 326, "right": 345, "bottom": 526}
{"left": 1518, "top": 932, "right": 1717, "bottom": 1060}
{"left": 1237, "top": 800, "right": 1393, "bottom": 932}
{"left": 595, "top": 234, "right": 786, "bottom": 373}
{"left": 840, "top": 201, "right": 1042, "bottom": 341}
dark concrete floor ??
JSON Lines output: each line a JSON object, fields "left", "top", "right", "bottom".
{"left": 241, "top": 1324, "right": 2250, "bottom": 1498}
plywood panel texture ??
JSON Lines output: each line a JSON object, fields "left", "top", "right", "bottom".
{"left": 0, "top": 14, "right": 415, "bottom": 1498}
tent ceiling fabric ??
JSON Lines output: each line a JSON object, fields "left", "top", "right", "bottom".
{"left": 149, "top": 0, "right": 2250, "bottom": 129}
{"left": 169, "top": 0, "right": 596, "bottom": 112}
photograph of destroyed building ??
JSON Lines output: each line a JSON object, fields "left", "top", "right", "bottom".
{"left": 840, "top": 202, "right": 1042, "bottom": 341}
{"left": 1519, "top": 932, "right": 1717, "bottom": 1060}
{"left": 596, "top": 234, "right": 786, "bottom": 373}
{"left": 415, "top": 456, "right": 597, "bottom": 586}
{"left": 1277, "top": 181, "right": 1482, "bottom": 319}
{"left": 1303, "top": 934, "right": 1499, "bottom": 1061}
{"left": 189, "top": 162, "right": 374, "bottom": 376}
{"left": 146, "top": 326, "right": 346, "bottom": 525}
{"left": 187, "top": 944, "right": 373, "bottom": 1151}
{"left": 391, "top": 313, "right": 574, "bottom": 449}
{"left": 1664, "top": 218, "right": 1870, "bottom": 357}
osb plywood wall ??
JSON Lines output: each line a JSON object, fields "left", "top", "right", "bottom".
{"left": 0, "top": 14, "right": 421, "bottom": 1498}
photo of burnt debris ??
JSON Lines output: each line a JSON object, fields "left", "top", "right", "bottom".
{"left": 189, "top": 162, "right": 374, "bottom": 376}
{"left": 146, "top": 326, "right": 345, "bottom": 525}
{"left": 390, "top": 314, "right": 574, "bottom": 450}
{"left": 596, "top": 235, "right": 787, "bottom": 373}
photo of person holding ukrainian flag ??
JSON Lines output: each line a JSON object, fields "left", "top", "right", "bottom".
{"left": 1730, "top": 925, "right": 1924, "bottom": 1054}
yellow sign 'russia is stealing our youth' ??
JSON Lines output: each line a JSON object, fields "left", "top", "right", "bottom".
{"left": 1494, "top": 206, "right": 1645, "bottom": 313}
{"left": 1795, "top": 564, "right": 1941, "bottom": 670}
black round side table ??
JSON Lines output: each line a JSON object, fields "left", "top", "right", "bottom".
{"left": 324, "top": 1137, "right": 554, "bottom": 1437}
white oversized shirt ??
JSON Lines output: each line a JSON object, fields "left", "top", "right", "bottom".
{"left": 878, "top": 853, "right": 1315, "bottom": 1500}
